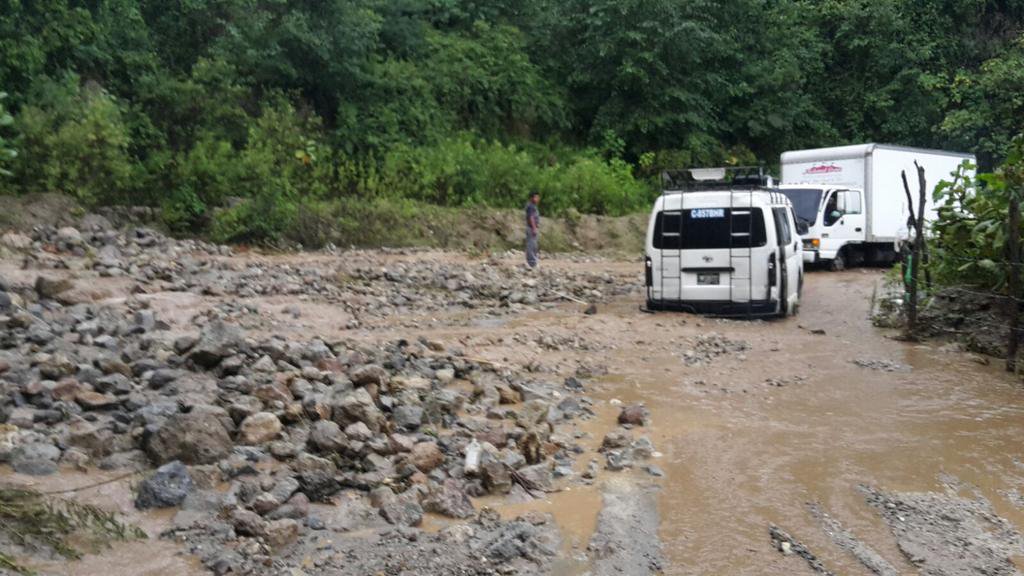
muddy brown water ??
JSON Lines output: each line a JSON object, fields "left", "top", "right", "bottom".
{"left": 583, "top": 270, "right": 1024, "bottom": 575}
{"left": 10, "top": 264, "right": 1024, "bottom": 575}
{"left": 6, "top": 468, "right": 207, "bottom": 576}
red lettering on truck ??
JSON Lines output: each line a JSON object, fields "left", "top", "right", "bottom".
{"left": 804, "top": 163, "right": 841, "bottom": 175}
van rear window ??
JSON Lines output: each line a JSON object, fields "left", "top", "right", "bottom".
{"left": 653, "top": 208, "right": 767, "bottom": 250}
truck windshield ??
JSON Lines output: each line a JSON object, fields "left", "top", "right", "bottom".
{"left": 653, "top": 208, "right": 767, "bottom": 250}
{"left": 777, "top": 188, "right": 823, "bottom": 227}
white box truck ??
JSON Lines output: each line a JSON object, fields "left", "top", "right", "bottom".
{"left": 779, "top": 144, "right": 975, "bottom": 269}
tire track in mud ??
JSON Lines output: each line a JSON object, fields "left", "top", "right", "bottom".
{"left": 588, "top": 476, "right": 665, "bottom": 576}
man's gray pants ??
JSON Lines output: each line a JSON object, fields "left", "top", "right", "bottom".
{"left": 526, "top": 232, "right": 539, "bottom": 268}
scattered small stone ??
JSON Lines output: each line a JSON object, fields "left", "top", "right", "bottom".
{"left": 852, "top": 358, "right": 909, "bottom": 372}
{"left": 617, "top": 404, "right": 648, "bottom": 426}
{"left": 768, "top": 524, "right": 836, "bottom": 576}
{"left": 136, "top": 461, "right": 194, "bottom": 509}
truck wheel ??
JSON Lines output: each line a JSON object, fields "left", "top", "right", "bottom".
{"left": 830, "top": 251, "right": 846, "bottom": 272}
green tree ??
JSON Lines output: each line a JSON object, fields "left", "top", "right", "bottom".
{"left": 942, "top": 35, "right": 1024, "bottom": 170}
{"left": 421, "top": 22, "right": 566, "bottom": 137}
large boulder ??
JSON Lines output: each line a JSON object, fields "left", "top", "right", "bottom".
{"left": 66, "top": 420, "right": 116, "bottom": 458}
{"left": 392, "top": 405, "right": 424, "bottom": 431}
{"left": 423, "top": 479, "right": 475, "bottom": 519}
{"left": 135, "top": 461, "right": 194, "bottom": 509}
{"left": 146, "top": 410, "right": 233, "bottom": 465}
{"left": 410, "top": 441, "right": 445, "bottom": 473}
{"left": 56, "top": 226, "right": 83, "bottom": 246}
{"left": 238, "top": 412, "right": 282, "bottom": 445}
{"left": 349, "top": 364, "right": 388, "bottom": 387}
{"left": 34, "top": 276, "right": 74, "bottom": 299}
{"left": 331, "top": 387, "right": 384, "bottom": 432}
{"left": 481, "top": 460, "right": 512, "bottom": 494}
{"left": 308, "top": 420, "right": 346, "bottom": 453}
{"left": 292, "top": 452, "right": 340, "bottom": 502}
{"left": 188, "top": 321, "right": 244, "bottom": 368}
{"left": 371, "top": 486, "right": 424, "bottom": 527}
{"left": 617, "top": 404, "right": 648, "bottom": 426}
{"left": 264, "top": 518, "right": 301, "bottom": 550}
{"left": 11, "top": 442, "right": 61, "bottom": 476}
{"left": 1, "top": 232, "right": 31, "bottom": 249}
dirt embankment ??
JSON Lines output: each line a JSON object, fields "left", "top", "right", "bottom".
{"left": 0, "top": 193, "right": 648, "bottom": 255}
{"left": 873, "top": 277, "right": 1012, "bottom": 359}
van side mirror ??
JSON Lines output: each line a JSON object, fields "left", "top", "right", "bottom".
{"left": 830, "top": 210, "right": 842, "bottom": 220}
{"left": 796, "top": 221, "right": 809, "bottom": 235}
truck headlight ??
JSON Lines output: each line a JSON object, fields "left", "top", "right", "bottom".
{"left": 803, "top": 238, "right": 820, "bottom": 250}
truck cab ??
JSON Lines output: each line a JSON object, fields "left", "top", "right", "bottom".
{"left": 645, "top": 168, "right": 803, "bottom": 317}
{"left": 777, "top": 185, "right": 866, "bottom": 270}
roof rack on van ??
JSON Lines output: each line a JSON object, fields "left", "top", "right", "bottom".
{"left": 661, "top": 165, "right": 773, "bottom": 193}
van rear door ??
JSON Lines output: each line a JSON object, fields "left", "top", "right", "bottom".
{"left": 650, "top": 207, "right": 767, "bottom": 303}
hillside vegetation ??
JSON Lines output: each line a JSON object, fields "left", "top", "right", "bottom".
{"left": 0, "top": 0, "right": 1022, "bottom": 245}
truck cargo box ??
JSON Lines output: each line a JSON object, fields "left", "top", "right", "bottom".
{"left": 781, "top": 144, "right": 974, "bottom": 243}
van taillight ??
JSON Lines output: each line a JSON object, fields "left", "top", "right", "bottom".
{"left": 645, "top": 257, "right": 653, "bottom": 287}
{"left": 768, "top": 253, "right": 776, "bottom": 287}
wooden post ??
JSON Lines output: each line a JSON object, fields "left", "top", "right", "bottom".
{"left": 1006, "top": 195, "right": 1021, "bottom": 372}
{"left": 901, "top": 170, "right": 916, "bottom": 331}
{"left": 901, "top": 164, "right": 927, "bottom": 336}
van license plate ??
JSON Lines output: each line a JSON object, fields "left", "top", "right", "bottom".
{"left": 697, "top": 273, "right": 720, "bottom": 285}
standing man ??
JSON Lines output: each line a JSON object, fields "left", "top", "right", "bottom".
{"left": 525, "top": 191, "right": 541, "bottom": 269}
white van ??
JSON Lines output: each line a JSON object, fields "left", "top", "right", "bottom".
{"left": 644, "top": 170, "right": 803, "bottom": 317}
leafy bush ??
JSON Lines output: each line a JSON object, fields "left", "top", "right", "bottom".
{"left": 10, "top": 77, "right": 135, "bottom": 204}
{"left": 374, "top": 134, "right": 655, "bottom": 216}
{"left": 208, "top": 100, "right": 333, "bottom": 244}
{"left": 161, "top": 137, "right": 242, "bottom": 233}
{"left": 931, "top": 136, "right": 1024, "bottom": 290}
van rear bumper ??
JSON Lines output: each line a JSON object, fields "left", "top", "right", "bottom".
{"left": 646, "top": 298, "right": 778, "bottom": 317}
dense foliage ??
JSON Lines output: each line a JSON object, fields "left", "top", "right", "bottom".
{"left": 931, "top": 136, "right": 1024, "bottom": 290}
{"left": 0, "top": 0, "right": 1022, "bottom": 243}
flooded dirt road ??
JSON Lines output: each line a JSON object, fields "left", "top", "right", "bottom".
{"left": 431, "top": 265, "right": 1024, "bottom": 574}
{"left": 579, "top": 269, "right": 1024, "bottom": 574}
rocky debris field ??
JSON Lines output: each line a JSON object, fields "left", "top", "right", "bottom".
{"left": 863, "top": 485, "right": 1024, "bottom": 576}
{"left": 0, "top": 218, "right": 659, "bottom": 575}
{"left": 1, "top": 218, "right": 633, "bottom": 334}
{"left": 765, "top": 480, "right": 1024, "bottom": 576}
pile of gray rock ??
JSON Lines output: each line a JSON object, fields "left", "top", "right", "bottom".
{"left": 0, "top": 216, "right": 654, "bottom": 575}
{"left": 0, "top": 290, "right": 592, "bottom": 574}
